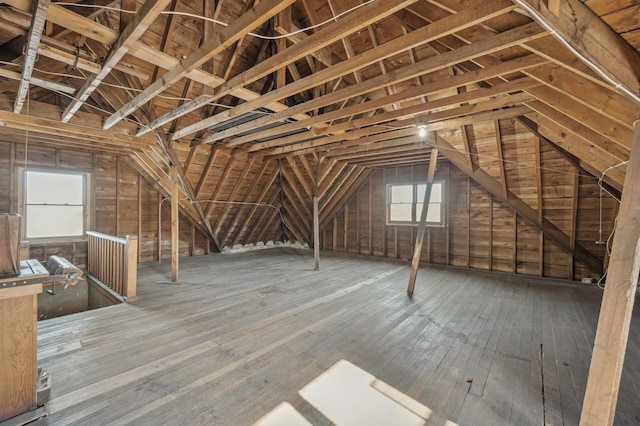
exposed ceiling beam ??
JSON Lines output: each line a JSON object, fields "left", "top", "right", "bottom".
{"left": 62, "top": 0, "right": 173, "bottom": 122}
{"left": 1, "top": 0, "right": 308, "bottom": 130}
{"left": 208, "top": 54, "right": 545, "bottom": 148}
{"left": 514, "top": 0, "right": 640, "bottom": 104}
{"left": 0, "top": 68, "right": 75, "bottom": 95}
{"left": 14, "top": 0, "right": 50, "bottom": 114}
{"left": 102, "top": 0, "right": 297, "bottom": 130}
{"left": 169, "top": 0, "right": 424, "bottom": 141}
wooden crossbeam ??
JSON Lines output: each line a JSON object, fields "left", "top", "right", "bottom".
{"left": 221, "top": 50, "right": 545, "bottom": 150}
{"left": 171, "top": 0, "right": 419, "bottom": 141}
{"left": 515, "top": 0, "right": 640, "bottom": 103}
{"left": 14, "top": 0, "right": 50, "bottom": 114}
{"left": 434, "top": 133, "right": 603, "bottom": 273}
{"left": 102, "top": 0, "right": 296, "bottom": 130}
{"left": 62, "top": 0, "right": 173, "bottom": 122}
{"left": 264, "top": 104, "right": 532, "bottom": 156}
{"left": 217, "top": 20, "right": 544, "bottom": 149}
{"left": 0, "top": 68, "right": 75, "bottom": 95}
{"left": 0, "top": 0, "right": 307, "bottom": 126}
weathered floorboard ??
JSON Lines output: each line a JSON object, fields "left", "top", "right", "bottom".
{"left": 36, "top": 249, "right": 640, "bottom": 425}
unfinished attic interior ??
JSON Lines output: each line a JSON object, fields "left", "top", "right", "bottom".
{"left": 0, "top": 0, "right": 640, "bottom": 423}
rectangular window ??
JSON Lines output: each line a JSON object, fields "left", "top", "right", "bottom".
{"left": 24, "top": 170, "right": 88, "bottom": 239}
{"left": 387, "top": 181, "right": 444, "bottom": 226}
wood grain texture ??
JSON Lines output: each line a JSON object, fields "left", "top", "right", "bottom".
{"left": 0, "top": 288, "right": 39, "bottom": 421}
{"left": 35, "top": 249, "right": 640, "bottom": 425}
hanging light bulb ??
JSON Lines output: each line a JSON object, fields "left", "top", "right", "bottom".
{"left": 417, "top": 123, "right": 428, "bottom": 138}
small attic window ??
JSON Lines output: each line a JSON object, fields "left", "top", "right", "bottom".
{"left": 23, "top": 170, "right": 88, "bottom": 239}
{"left": 386, "top": 182, "right": 444, "bottom": 226}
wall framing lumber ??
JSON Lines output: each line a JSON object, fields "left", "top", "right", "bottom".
{"left": 434, "top": 134, "right": 602, "bottom": 273}
{"left": 580, "top": 120, "right": 640, "bottom": 426}
{"left": 407, "top": 148, "right": 438, "bottom": 298}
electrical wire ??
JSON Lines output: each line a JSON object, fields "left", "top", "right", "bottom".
{"left": 52, "top": 0, "right": 376, "bottom": 40}
{"left": 594, "top": 159, "right": 629, "bottom": 289}
{"left": 513, "top": 0, "right": 640, "bottom": 105}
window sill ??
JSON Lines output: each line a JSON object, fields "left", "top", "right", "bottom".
{"left": 26, "top": 237, "right": 87, "bottom": 245}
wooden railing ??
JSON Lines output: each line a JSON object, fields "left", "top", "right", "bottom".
{"left": 87, "top": 231, "right": 138, "bottom": 302}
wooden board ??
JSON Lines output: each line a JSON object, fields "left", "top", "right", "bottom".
{"left": 33, "top": 249, "right": 640, "bottom": 425}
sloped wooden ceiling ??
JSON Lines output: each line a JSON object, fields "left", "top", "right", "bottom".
{"left": 0, "top": 0, "right": 638, "bottom": 268}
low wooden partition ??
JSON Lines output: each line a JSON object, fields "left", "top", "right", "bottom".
{"left": 86, "top": 231, "right": 138, "bottom": 302}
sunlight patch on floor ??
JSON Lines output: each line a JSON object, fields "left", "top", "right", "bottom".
{"left": 254, "top": 359, "right": 454, "bottom": 426}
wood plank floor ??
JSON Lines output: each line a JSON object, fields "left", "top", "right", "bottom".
{"left": 36, "top": 248, "right": 640, "bottom": 425}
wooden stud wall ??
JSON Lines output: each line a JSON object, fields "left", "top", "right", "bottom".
{"left": 322, "top": 160, "right": 610, "bottom": 281}
{"left": 0, "top": 141, "right": 209, "bottom": 265}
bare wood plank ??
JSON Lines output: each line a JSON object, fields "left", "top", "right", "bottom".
{"left": 14, "top": 0, "right": 50, "bottom": 114}
{"left": 171, "top": 167, "right": 179, "bottom": 282}
{"left": 580, "top": 119, "right": 640, "bottom": 426}
{"left": 102, "top": 0, "right": 297, "bottom": 129}
{"left": 407, "top": 147, "right": 438, "bottom": 298}
{"left": 0, "top": 68, "right": 75, "bottom": 95}
{"left": 434, "top": 133, "right": 602, "bottom": 273}
{"left": 515, "top": 0, "right": 640, "bottom": 103}
{"left": 495, "top": 120, "right": 508, "bottom": 199}
{"left": 62, "top": 0, "right": 173, "bottom": 122}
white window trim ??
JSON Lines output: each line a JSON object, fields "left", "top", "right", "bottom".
{"left": 386, "top": 181, "right": 445, "bottom": 227}
{"left": 17, "top": 167, "right": 92, "bottom": 242}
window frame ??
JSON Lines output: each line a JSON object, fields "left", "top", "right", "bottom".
{"left": 19, "top": 168, "right": 91, "bottom": 242}
{"left": 386, "top": 181, "right": 445, "bottom": 227}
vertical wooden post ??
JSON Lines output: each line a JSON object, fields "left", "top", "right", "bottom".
{"left": 407, "top": 147, "right": 438, "bottom": 298}
{"left": 158, "top": 192, "right": 162, "bottom": 262}
{"left": 116, "top": 156, "right": 121, "bottom": 236}
{"left": 314, "top": 154, "right": 320, "bottom": 270}
{"left": 137, "top": 174, "right": 142, "bottom": 263}
{"left": 313, "top": 196, "right": 320, "bottom": 270}
{"left": 171, "top": 167, "right": 179, "bottom": 282}
{"left": 580, "top": 119, "right": 640, "bottom": 426}
{"left": 125, "top": 235, "right": 138, "bottom": 302}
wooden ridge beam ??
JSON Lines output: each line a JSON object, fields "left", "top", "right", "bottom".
{"left": 168, "top": 0, "right": 419, "bottom": 141}
{"left": 102, "top": 0, "right": 296, "bottom": 130}
{"left": 433, "top": 133, "right": 603, "bottom": 273}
